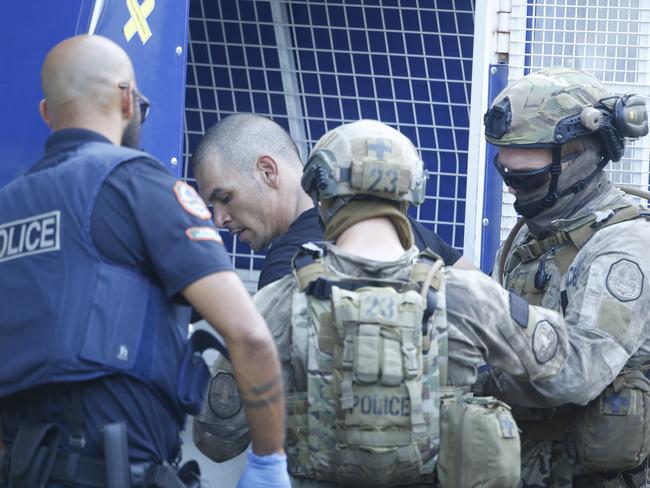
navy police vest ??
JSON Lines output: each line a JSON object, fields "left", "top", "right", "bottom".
{"left": 0, "top": 141, "right": 206, "bottom": 420}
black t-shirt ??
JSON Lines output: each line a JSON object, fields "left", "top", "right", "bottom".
{"left": 257, "top": 206, "right": 461, "bottom": 289}
{"left": 5, "top": 129, "right": 233, "bottom": 462}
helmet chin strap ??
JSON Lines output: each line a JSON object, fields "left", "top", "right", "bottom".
{"left": 514, "top": 146, "right": 609, "bottom": 219}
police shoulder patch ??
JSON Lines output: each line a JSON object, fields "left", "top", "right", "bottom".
{"left": 186, "top": 226, "right": 223, "bottom": 244}
{"left": 208, "top": 372, "right": 242, "bottom": 419}
{"left": 606, "top": 259, "right": 644, "bottom": 302}
{"left": 173, "top": 181, "right": 211, "bottom": 220}
{"left": 532, "top": 320, "right": 558, "bottom": 364}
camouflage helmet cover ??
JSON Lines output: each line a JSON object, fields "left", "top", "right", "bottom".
{"left": 302, "top": 119, "right": 426, "bottom": 206}
{"left": 485, "top": 67, "right": 611, "bottom": 147}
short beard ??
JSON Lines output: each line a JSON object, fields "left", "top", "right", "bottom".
{"left": 121, "top": 116, "right": 141, "bottom": 149}
{"left": 121, "top": 98, "right": 142, "bottom": 149}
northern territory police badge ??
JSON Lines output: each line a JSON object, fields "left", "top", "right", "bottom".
{"left": 208, "top": 372, "right": 242, "bottom": 419}
{"left": 606, "top": 259, "right": 644, "bottom": 302}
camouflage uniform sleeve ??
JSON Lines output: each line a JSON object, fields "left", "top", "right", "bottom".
{"left": 445, "top": 268, "right": 569, "bottom": 384}
{"left": 484, "top": 221, "right": 650, "bottom": 407}
{"left": 192, "top": 275, "right": 296, "bottom": 461}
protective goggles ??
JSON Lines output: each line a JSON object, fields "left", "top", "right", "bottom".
{"left": 492, "top": 154, "right": 554, "bottom": 192}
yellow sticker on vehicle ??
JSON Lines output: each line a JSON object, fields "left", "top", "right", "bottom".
{"left": 124, "top": 0, "right": 155, "bottom": 45}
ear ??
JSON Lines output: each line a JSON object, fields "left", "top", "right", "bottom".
{"left": 121, "top": 81, "right": 135, "bottom": 121}
{"left": 39, "top": 99, "right": 52, "bottom": 129}
{"left": 256, "top": 155, "right": 280, "bottom": 189}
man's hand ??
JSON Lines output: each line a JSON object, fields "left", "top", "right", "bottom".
{"left": 182, "top": 271, "right": 285, "bottom": 456}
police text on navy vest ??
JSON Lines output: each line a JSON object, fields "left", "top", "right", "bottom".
{"left": 0, "top": 211, "right": 60, "bottom": 263}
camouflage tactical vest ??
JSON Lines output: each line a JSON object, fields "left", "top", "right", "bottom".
{"left": 500, "top": 198, "right": 650, "bottom": 480}
{"left": 501, "top": 200, "right": 647, "bottom": 311}
{"left": 286, "top": 244, "right": 446, "bottom": 487}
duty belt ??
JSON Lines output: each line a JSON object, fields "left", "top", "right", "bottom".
{"left": 2, "top": 421, "right": 200, "bottom": 488}
{"left": 3, "top": 448, "right": 199, "bottom": 488}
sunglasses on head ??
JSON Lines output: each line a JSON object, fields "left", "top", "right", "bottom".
{"left": 118, "top": 82, "right": 150, "bottom": 124}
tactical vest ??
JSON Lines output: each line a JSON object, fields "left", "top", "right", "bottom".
{"left": 499, "top": 197, "right": 650, "bottom": 473}
{"left": 0, "top": 142, "right": 212, "bottom": 420}
{"left": 501, "top": 199, "right": 649, "bottom": 312}
{"left": 286, "top": 245, "right": 446, "bottom": 487}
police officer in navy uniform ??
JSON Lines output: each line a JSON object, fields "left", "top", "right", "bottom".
{"left": 0, "top": 35, "right": 290, "bottom": 488}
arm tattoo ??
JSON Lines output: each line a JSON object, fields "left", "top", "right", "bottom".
{"left": 240, "top": 374, "right": 283, "bottom": 410}
{"left": 242, "top": 390, "right": 283, "bottom": 409}
{"left": 245, "top": 375, "right": 282, "bottom": 396}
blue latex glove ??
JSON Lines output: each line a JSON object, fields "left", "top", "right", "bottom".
{"left": 236, "top": 450, "right": 291, "bottom": 488}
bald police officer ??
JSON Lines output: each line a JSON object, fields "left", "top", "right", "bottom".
{"left": 0, "top": 35, "right": 289, "bottom": 487}
{"left": 483, "top": 67, "right": 650, "bottom": 487}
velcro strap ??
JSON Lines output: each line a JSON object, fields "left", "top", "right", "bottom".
{"left": 405, "top": 381, "right": 426, "bottom": 434}
{"left": 318, "top": 312, "right": 337, "bottom": 355}
{"left": 342, "top": 335, "right": 355, "bottom": 369}
{"left": 355, "top": 325, "right": 380, "bottom": 383}
{"left": 381, "top": 336, "right": 403, "bottom": 386}
{"left": 402, "top": 343, "right": 419, "bottom": 378}
{"left": 341, "top": 370, "right": 355, "bottom": 411}
{"left": 337, "top": 429, "right": 411, "bottom": 447}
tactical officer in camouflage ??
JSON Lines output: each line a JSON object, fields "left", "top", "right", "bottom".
{"left": 483, "top": 67, "right": 650, "bottom": 487}
{"left": 193, "top": 120, "right": 575, "bottom": 487}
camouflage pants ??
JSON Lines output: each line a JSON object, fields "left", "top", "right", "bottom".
{"left": 290, "top": 476, "right": 436, "bottom": 487}
{"left": 520, "top": 439, "right": 649, "bottom": 488}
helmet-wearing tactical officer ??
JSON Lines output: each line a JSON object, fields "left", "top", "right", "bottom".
{"left": 483, "top": 67, "right": 650, "bottom": 487}
{"left": 0, "top": 35, "right": 289, "bottom": 488}
{"left": 193, "top": 120, "right": 576, "bottom": 488}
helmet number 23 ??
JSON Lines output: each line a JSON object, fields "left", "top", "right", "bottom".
{"left": 368, "top": 167, "right": 399, "bottom": 195}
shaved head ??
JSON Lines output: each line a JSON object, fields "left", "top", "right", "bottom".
{"left": 41, "top": 35, "right": 134, "bottom": 120}
{"left": 191, "top": 113, "right": 302, "bottom": 174}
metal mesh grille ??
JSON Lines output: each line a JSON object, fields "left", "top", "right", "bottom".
{"left": 502, "top": 0, "right": 650, "bottom": 240}
{"left": 183, "top": 0, "right": 475, "bottom": 288}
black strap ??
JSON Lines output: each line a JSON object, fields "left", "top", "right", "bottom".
{"left": 9, "top": 423, "right": 61, "bottom": 488}
{"left": 189, "top": 328, "right": 230, "bottom": 362}
{"left": 304, "top": 277, "right": 395, "bottom": 300}
{"left": 64, "top": 387, "right": 86, "bottom": 449}
{"left": 561, "top": 290, "right": 569, "bottom": 316}
{"left": 17, "top": 449, "right": 193, "bottom": 488}
{"left": 49, "top": 451, "right": 107, "bottom": 487}
{"left": 145, "top": 464, "right": 188, "bottom": 488}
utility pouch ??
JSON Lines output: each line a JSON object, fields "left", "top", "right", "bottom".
{"left": 8, "top": 423, "right": 61, "bottom": 488}
{"left": 572, "top": 368, "right": 650, "bottom": 471}
{"left": 438, "top": 394, "right": 520, "bottom": 488}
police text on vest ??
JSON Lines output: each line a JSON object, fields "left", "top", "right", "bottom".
{"left": 0, "top": 211, "right": 60, "bottom": 263}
